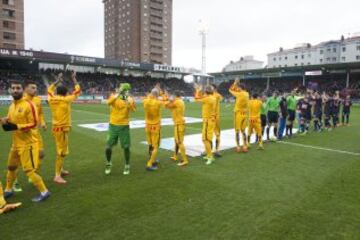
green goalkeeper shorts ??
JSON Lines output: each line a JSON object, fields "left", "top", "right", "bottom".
{"left": 107, "top": 124, "right": 131, "bottom": 148}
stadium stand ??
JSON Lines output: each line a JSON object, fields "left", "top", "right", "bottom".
{"left": 0, "top": 70, "right": 194, "bottom": 96}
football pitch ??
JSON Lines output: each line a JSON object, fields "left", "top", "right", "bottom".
{"left": 1, "top": 102, "right": 360, "bottom": 240}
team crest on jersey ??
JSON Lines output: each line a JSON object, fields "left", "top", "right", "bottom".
{"left": 18, "top": 108, "right": 24, "bottom": 113}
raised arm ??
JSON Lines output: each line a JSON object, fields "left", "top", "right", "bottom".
{"left": 65, "top": 71, "right": 81, "bottom": 102}
{"left": 229, "top": 80, "right": 242, "bottom": 97}
{"left": 194, "top": 84, "right": 206, "bottom": 103}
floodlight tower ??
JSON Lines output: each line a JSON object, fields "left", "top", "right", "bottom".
{"left": 199, "top": 19, "right": 209, "bottom": 84}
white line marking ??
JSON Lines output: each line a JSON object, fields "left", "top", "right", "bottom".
{"left": 278, "top": 141, "right": 360, "bottom": 156}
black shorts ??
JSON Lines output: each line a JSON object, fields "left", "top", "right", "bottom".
{"left": 287, "top": 110, "right": 295, "bottom": 121}
{"left": 302, "top": 114, "right": 312, "bottom": 121}
{"left": 261, "top": 114, "right": 267, "bottom": 127}
{"left": 314, "top": 111, "right": 322, "bottom": 119}
{"left": 267, "top": 111, "right": 279, "bottom": 124}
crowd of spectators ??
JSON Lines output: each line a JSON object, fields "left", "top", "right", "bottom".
{"left": 0, "top": 70, "right": 359, "bottom": 99}
{"left": 218, "top": 77, "right": 360, "bottom": 98}
{"left": 0, "top": 70, "right": 194, "bottom": 96}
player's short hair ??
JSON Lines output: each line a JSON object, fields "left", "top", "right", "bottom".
{"left": 57, "top": 85, "right": 68, "bottom": 96}
{"left": 10, "top": 80, "right": 23, "bottom": 88}
{"left": 174, "top": 90, "right": 182, "bottom": 97}
{"left": 151, "top": 88, "right": 159, "bottom": 97}
{"left": 252, "top": 93, "right": 259, "bottom": 98}
{"left": 25, "top": 80, "right": 37, "bottom": 86}
{"left": 205, "top": 85, "right": 214, "bottom": 94}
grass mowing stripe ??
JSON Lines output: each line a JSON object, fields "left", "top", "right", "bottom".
{"left": 278, "top": 141, "right": 360, "bottom": 156}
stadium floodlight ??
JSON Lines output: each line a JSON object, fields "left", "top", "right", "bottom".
{"left": 198, "top": 19, "right": 209, "bottom": 77}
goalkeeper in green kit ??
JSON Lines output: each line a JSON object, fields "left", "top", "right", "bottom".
{"left": 105, "top": 83, "right": 136, "bottom": 175}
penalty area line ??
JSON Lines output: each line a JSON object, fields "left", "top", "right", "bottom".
{"left": 277, "top": 141, "right": 360, "bottom": 156}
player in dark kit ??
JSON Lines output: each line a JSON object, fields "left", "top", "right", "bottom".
{"left": 277, "top": 93, "right": 288, "bottom": 139}
{"left": 286, "top": 90, "right": 297, "bottom": 137}
{"left": 323, "top": 92, "right": 333, "bottom": 130}
{"left": 341, "top": 95, "right": 352, "bottom": 126}
{"left": 332, "top": 92, "right": 341, "bottom": 127}
{"left": 298, "top": 94, "right": 312, "bottom": 134}
{"left": 312, "top": 91, "right": 323, "bottom": 132}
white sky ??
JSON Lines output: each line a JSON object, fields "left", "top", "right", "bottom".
{"left": 25, "top": 0, "right": 360, "bottom": 72}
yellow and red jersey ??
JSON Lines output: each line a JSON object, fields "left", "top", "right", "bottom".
{"left": 249, "top": 99, "right": 263, "bottom": 119}
{"left": 194, "top": 89, "right": 216, "bottom": 120}
{"left": 143, "top": 95, "right": 166, "bottom": 125}
{"left": 24, "top": 93, "right": 45, "bottom": 127}
{"left": 47, "top": 84, "right": 81, "bottom": 128}
{"left": 213, "top": 91, "right": 223, "bottom": 118}
{"left": 229, "top": 83, "right": 249, "bottom": 115}
{"left": 107, "top": 94, "right": 136, "bottom": 126}
{"left": 7, "top": 98, "right": 39, "bottom": 148}
{"left": 165, "top": 97, "right": 185, "bottom": 125}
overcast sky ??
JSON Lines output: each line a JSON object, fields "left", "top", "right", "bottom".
{"left": 25, "top": 0, "right": 360, "bottom": 72}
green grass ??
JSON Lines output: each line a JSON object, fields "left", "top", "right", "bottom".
{"left": 1, "top": 103, "right": 360, "bottom": 240}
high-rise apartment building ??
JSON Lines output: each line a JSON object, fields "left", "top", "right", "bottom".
{"left": 103, "top": 0, "right": 172, "bottom": 65}
{"left": 0, "top": 0, "right": 24, "bottom": 49}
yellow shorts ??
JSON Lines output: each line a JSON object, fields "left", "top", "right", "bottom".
{"left": 174, "top": 124, "right": 185, "bottom": 144}
{"left": 202, "top": 118, "right": 215, "bottom": 142}
{"left": 7, "top": 144, "right": 40, "bottom": 172}
{"left": 248, "top": 118, "right": 262, "bottom": 136}
{"left": 234, "top": 112, "right": 248, "bottom": 131}
{"left": 33, "top": 128, "right": 44, "bottom": 151}
{"left": 214, "top": 117, "right": 221, "bottom": 137}
{"left": 146, "top": 124, "right": 161, "bottom": 148}
{"left": 52, "top": 128, "right": 69, "bottom": 157}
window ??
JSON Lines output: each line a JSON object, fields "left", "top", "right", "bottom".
{"left": 308, "top": 54, "right": 311, "bottom": 58}
{"left": 320, "top": 49, "right": 324, "bottom": 54}
{"left": 327, "top": 48, "right": 331, "bottom": 52}
{"left": 273, "top": 57, "right": 276, "bottom": 61}
{"left": 295, "top": 64, "right": 298, "bottom": 66}
{"left": 326, "top": 58, "right": 330, "bottom": 62}
{"left": 320, "top": 59, "right": 323, "bottom": 63}
{"left": 342, "top": 57, "right": 346, "bottom": 61}
{"left": 357, "top": 56, "right": 360, "bottom": 60}
{"left": 279, "top": 57, "right": 282, "bottom": 60}
{"left": 301, "top": 55, "right": 304, "bottom": 59}
{"left": 3, "top": 20, "right": 15, "bottom": 29}
{"left": 333, "top": 48, "right": 336, "bottom": 52}
{"left": 285, "top": 56, "right": 288, "bottom": 60}
{"left": 357, "top": 46, "right": 360, "bottom": 51}
{"left": 2, "top": 9, "right": 15, "bottom": 18}
{"left": 342, "top": 47, "right": 346, "bottom": 52}
{"left": 332, "top": 57, "right": 337, "bottom": 62}
{"left": 295, "top": 55, "right": 298, "bottom": 59}
{"left": 3, "top": 0, "right": 15, "bottom": 5}
{"left": 3, "top": 32, "right": 15, "bottom": 40}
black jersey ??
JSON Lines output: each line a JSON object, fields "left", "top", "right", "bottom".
{"left": 342, "top": 99, "right": 352, "bottom": 113}
{"left": 332, "top": 98, "right": 341, "bottom": 114}
{"left": 300, "top": 100, "right": 312, "bottom": 119}
{"left": 324, "top": 98, "right": 333, "bottom": 116}
{"left": 279, "top": 97, "right": 288, "bottom": 118}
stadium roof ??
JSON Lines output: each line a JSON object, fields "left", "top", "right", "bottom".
{"left": 210, "top": 62, "right": 360, "bottom": 80}
{"left": 0, "top": 48, "right": 190, "bottom": 74}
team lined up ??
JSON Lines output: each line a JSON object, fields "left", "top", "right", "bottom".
{"left": 0, "top": 72, "right": 353, "bottom": 214}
